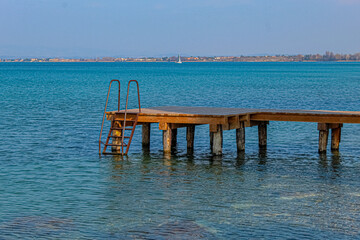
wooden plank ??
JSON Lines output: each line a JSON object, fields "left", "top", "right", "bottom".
{"left": 116, "top": 115, "right": 226, "bottom": 125}
{"left": 251, "top": 113, "right": 360, "bottom": 124}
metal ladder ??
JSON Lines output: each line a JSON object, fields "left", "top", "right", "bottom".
{"left": 99, "top": 80, "right": 141, "bottom": 155}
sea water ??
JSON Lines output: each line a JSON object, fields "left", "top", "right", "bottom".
{"left": 1, "top": 62, "right": 360, "bottom": 239}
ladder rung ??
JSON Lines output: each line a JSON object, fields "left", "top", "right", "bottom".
{"left": 102, "top": 152, "right": 126, "bottom": 155}
{"left": 110, "top": 127, "right": 134, "bottom": 131}
{"left": 109, "top": 136, "right": 130, "bottom": 138}
{"left": 105, "top": 143, "right": 128, "bottom": 147}
{"left": 110, "top": 128, "right": 133, "bottom": 131}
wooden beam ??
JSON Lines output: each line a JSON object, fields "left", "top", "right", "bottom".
{"left": 186, "top": 125, "right": 195, "bottom": 153}
{"left": 142, "top": 123, "right": 151, "bottom": 148}
{"left": 209, "top": 124, "right": 218, "bottom": 133}
{"left": 258, "top": 121, "right": 268, "bottom": 148}
{"left": 328, "top": 123, "right": 343, "bottom": 129}
{"left": 171, "top": 123, "right": 200, "bottom": 129}
{"left": 223, "top": 115, "right": 240, "bottom": 130}
{"left": 114, "top": 114, "right": 227, "bottom": 125}
{"left": 159, "top": 122, "right": 169, "bottom": 130}
{"left": 251, "top": 113, "right": 360, "bottom": 124}
{"left": 318, "top": 123, "right": 329, "bottom": 153}
{"left": 212, "top": 125, "right": 223, "bottom": 156}
{"left": 236, "top": 122, "right": 245, "bottom": 152}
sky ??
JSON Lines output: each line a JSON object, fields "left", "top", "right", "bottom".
{"left": 0, "top": 0, "right": 360, "bottom": 57}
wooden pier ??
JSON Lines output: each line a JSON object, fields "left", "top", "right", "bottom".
{"left": 105, "top": 106, "right": 360, "bottom": 155}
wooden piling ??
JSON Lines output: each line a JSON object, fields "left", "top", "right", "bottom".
{"left": 236, "top": 122, "right": 245, "bottom": 152}
{"left": 142, "top": 123, "right": 151, "bottom": 148}
{"left": 331, "top": 124, "right": 342, "bottom": 151}
{"left": 186, "top": 125, "right": 195, "bottom": 152}
{"left": 171, "top": 128, "right": 177, "bottom": 148}
{"left": 212, "top": 125, "right": 223, "bottom": 156}
{"left": 163, "top": 127, "right": 172, "bottom": 154}
{"left": 318, "top": 123, "right": 329, "bottom": 153}
{"left": 258, "top": 121, "right": 267, "bottom": 148}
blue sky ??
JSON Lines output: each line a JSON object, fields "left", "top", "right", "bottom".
{"left": 0, "top": 0, "right": 359, "bottom": 57}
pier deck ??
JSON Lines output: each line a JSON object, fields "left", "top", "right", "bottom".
{"left": 106, "top": 106, "right": 360, "bottom": 155}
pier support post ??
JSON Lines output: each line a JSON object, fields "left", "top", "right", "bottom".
{"left": 236, "top": 122, "right": 245, "bottom": 153}
{"left": 171, "top": 129, "right": 177, "bottom": 148}
{"left": 258, "top": 121, "right": 268, "bottom": 149}
{"left": 186, "top": 125, "right": 195, "bottom": 153}
{"left": 331, "top": 124, "right": 342, "bottom": 151}
{"left": 318, "top": 123, "right": 329, "bottom": 153}
{"left": 163, "top": 127, "right": 172, "bottom": 154}
{"left": 212, "top": 125, "right": 223, "bottom": 156}
{"left": 112, "top": 121, "right": 122, "bottom": 153}
{"left": 142, "top": 123, "right": 151, "bottom": 148}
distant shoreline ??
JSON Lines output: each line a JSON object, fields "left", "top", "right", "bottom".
{"left": 2, "top": 52, "right": 360, "bottom": 63}
{"left": 1, "top": 60, "right": 360, "bottom": 63}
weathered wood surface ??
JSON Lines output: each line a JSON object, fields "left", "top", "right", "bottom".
{"left": 112, "top": 121, "right": 122, "bottom": 153}
{"left": 171, "top": 129, "right": 177, "bottom": 147}
{"left": 236, "top": 122, "right": 245, "bottom": 152}
{"left": 258, "top": 121, "right": 268, "bottom": 148}
{"left": 106, "top": 106, "right": 360, "bottom": 125}
{"left": 163, "top": 128, "right": 172, "bottom": 153}
{"left": 318, "top": 123, "right": 329, "bottom": 153}
{"left": 212, "top": 125, "right": 223, "bottom": 156}
{"left": 103, "top": 106, "right": 360, "bottom": 155}
{"left": 331, "top": 127, "right": 341, "bottom": 151}
{"left": 186, "top": 125, "right": 195, "bottom": 152}
{"left": 142, "top": 123, "right": 151, "bottom": 148}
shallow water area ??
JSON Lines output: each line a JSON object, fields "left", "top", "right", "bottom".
{"left": 1, "top": 62, "right": 360, "bottom": 239}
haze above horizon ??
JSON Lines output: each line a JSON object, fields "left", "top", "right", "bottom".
{"left": 0, "top": 0, "right": 359, "bottom": 58}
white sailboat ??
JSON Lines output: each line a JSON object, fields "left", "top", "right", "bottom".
{"left": 176, "top": 54, "right": 182, "bottom": 64}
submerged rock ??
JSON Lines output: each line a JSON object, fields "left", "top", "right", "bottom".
{"left": 128, "top": 220, "right": 217, "bottom": 239}
{"left": 0, "top": 216, "right": 73, "bottom": 238}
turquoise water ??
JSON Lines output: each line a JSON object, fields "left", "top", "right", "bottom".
{"left": 1, "top": 62, "right": 360, "bottom": 239}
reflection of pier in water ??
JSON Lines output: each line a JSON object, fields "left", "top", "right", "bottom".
{"left": 106, "top": 106, "right": 360, "bottom": 156}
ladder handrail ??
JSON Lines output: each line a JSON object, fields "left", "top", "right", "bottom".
{"left": 99, "top": 79, "right": 121, "bottom": 154}
{"left": 121, "top": 80, "right": 141, "bottom": 155}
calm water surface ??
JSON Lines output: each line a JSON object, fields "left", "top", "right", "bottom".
{"left": 1, "top": 62, "right": 360, "bottom": 239}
